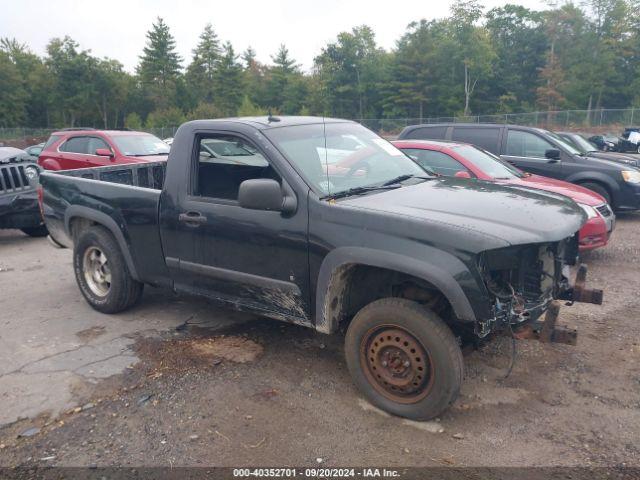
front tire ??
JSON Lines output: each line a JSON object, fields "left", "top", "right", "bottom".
{"left": 345, "top": 298, "right": 463, "bottom": 420}
{"left": 73, "top": 226, "right": 143, "bottom": 313}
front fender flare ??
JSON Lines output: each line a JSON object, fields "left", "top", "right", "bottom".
{"left": 64, "top": 205, "right": 140, "bottom": 281}
{"left": 314, "top": 247, "right": 477, "bottom": 334}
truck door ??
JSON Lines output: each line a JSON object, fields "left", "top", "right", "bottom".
{"left": 159, "top": 132, "right": 311, "bottom": 322}
{"left": 501, "top": 129, "right": 563, "bottom": 178}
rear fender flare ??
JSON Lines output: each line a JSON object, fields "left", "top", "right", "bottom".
{"left": 314, "top": 247, "right": 476, "bottom": 334}
{"left": 64, "top": 205, "right": 140, "bottom": 281}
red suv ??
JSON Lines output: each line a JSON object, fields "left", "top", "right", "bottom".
{"left": 38, "top": 129, "right": 170, "bottom": 171}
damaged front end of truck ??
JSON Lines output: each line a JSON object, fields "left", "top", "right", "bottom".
{"left": 476, "top": 233, "right": 603, "bottom": 345}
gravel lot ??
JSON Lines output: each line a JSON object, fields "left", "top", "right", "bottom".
{"left": 0, "top": 215, "right": 639, "bottom": 468}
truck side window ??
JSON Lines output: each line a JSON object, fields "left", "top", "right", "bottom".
{"left": 402, "top": 149, "right": 470, "bottom": 176}
{"left": 506, "top": 130, "right": 554, "bottom": 158}
{"left": 194, "top": 135, "right": 279, "bottom": 201}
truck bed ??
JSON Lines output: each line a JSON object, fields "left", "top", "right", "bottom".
{"left": 52, "top": 161, "right": 166, "bottom": 189}
{"left": 40, "top": 160, "right": 171, "bottom": 287}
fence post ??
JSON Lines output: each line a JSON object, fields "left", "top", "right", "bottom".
{"left": 631, "top": 107, "right": 635, "bottom": 126}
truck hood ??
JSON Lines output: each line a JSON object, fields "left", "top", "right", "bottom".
{"left": 341, "top": 178, "right": 585, "bottom": 248}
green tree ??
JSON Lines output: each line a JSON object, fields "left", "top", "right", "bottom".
{"left": 94, "top": 59, "right": 129, "bottom": 128}
{"left": 449, "top": 0, "right": 496, "bottom": 115}
{"left": 0, "top": 50, "right": 27, "bottom": 126}
{"left": 45, "top": 37, "right": 97, "bottom": 126}
{"left": 264, "top": 44, "right": 301, "bottom": 112}
{"left": 124, "top": 112, "right": 143, "bottom": 129}
{"left": 485, "top": 5, "right": 547, "bottom": 112}
{"left": 237, "top": 95, "right": 266, "bottom": 116}
{"left": 213, "top": 42, "right": 243, "bottom": 116}
{"left": 315, "top": 26, "right": 388, "bottom": 118}
{"left": 186, "top": 23, "right": 221, "bottom": 103}
{"left": 137, "top": 17, "right": 182, "bottom": 111}
{"left": 242, "top": 46, "right": 267, "bottom": 106}
{"left": 145, "top": 106, "right": 186, "bottom": 128}
{"left": 1, "top": 38, "right": 51, "bottom": 126}
{"left": 383, "top": 20, "right": 437, "bottom": 118}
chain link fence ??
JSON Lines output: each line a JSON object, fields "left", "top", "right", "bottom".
{"left": 357, "top": 108, "right": 639, "bottom": 135}
{"left": 2, "top": 108, "right": 638, "bottom": 145}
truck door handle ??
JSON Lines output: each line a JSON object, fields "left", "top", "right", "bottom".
{"left": 178, "top": 211, "right": 207, "bottom": 226}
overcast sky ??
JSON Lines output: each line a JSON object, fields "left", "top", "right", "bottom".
{"left": 2, "top": 0, "right": 548, "bottom": 72}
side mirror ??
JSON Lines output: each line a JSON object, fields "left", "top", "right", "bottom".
{"left": 95, "top": 148, "right": 113, "bottom": 157}
{"left": 454, "top": 170, "right": 472, "bottom": 179}
{"left": 238, "top": 179, "right": 297, "bottom": 213}
{"left": 545, "top": 148, "right": 561, "bottom": 161}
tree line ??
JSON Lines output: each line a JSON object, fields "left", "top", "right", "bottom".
{"left": 1, "top": 0, "right": 638, "bottom": 129}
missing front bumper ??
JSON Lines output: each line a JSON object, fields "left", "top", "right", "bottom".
{"left": 512, "top": 264, "right": 602, "bottom": 346}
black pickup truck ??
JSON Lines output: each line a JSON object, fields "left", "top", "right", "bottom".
{"left": 40, "top": 116, "right": 602, "bottom": 420}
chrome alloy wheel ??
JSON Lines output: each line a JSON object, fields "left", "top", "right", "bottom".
{"left": 83, "top": 246, "right": 111, "bottom": 297}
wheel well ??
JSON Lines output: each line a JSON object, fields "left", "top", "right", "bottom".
{"left": 577, "top": 179, "right": 612, "bottom": 200}
{"left": 69, "top": 217, "right": 99, "bottom": 244}
{"left": 324, "top": 264, "right": 455, "bottom": 333}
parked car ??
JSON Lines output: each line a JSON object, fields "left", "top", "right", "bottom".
{"left": 588, "top": 134, "right": 620, "bottom": 152}
{"left": 39, "top": 116, "right": 603, "bottom": 420}
{"left": 557, "top": 132, "right": 639, "bottom": 167}
{"left": 392, "top": 139, "right": 614, "bottom": 252}
{"left": 25, "top": 142, "right": 45, "bottom": 158}
{"left": 38, "top": 129, "right": 170, "bottom": 170}
{"left": 0, "top": 147, "right": 47, "bottom": 237}
{"left": 621, "top": 127, "right": 640, "bottom": 153}
{"left": 398, "top": 123, "right": 640, "bottom": 212}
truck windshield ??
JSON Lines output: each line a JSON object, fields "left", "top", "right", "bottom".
{"left": 264, "top": 122, "right": 426, "bottom": 196}
{"left": 111, "top": 134, "right": 170, "bottom": 156}
{"left": 452, "top": 145, "right": 523, "bottom": 179}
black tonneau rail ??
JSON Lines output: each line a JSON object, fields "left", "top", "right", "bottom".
{"left": 56, "top": 161, "right": 166, "bottom": 190}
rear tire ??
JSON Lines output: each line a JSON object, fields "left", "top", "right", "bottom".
{"left": 579, "top": 181, "right": 611, "bottom": 206}
{"left": 344, "top": 298, "right": 463, "bottom": 420}
{"left": 73, "top": 226, "right": 143, "bottom": 313}
{"left": 21, "top": 224, "right": 48, "bottom": 237}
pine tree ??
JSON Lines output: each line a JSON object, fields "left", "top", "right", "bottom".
{"left": 265, "top": 44, "right": 299, "bottom": 111}
{"left": 137, "top": 17, "right": 182, "bottom": 110}
{"left": 214, "top": 42, "right": 243, "bottom": 116}
{"left": 186, "top": 23, "right": 221, "bottom": 103}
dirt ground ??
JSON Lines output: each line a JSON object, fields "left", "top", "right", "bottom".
{"left": 0, "top": 214, "right": 639, "bottom": 468}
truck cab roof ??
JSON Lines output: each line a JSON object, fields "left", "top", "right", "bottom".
{"left": 184, "top": 116, "right": 352, "bottom": 130}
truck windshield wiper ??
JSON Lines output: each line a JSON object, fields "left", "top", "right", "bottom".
{"left": 321, "top": 184, "right": 402, "bottom": 201}
{"left": 381, "top": 174, "right": 432, "bottom": 186}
